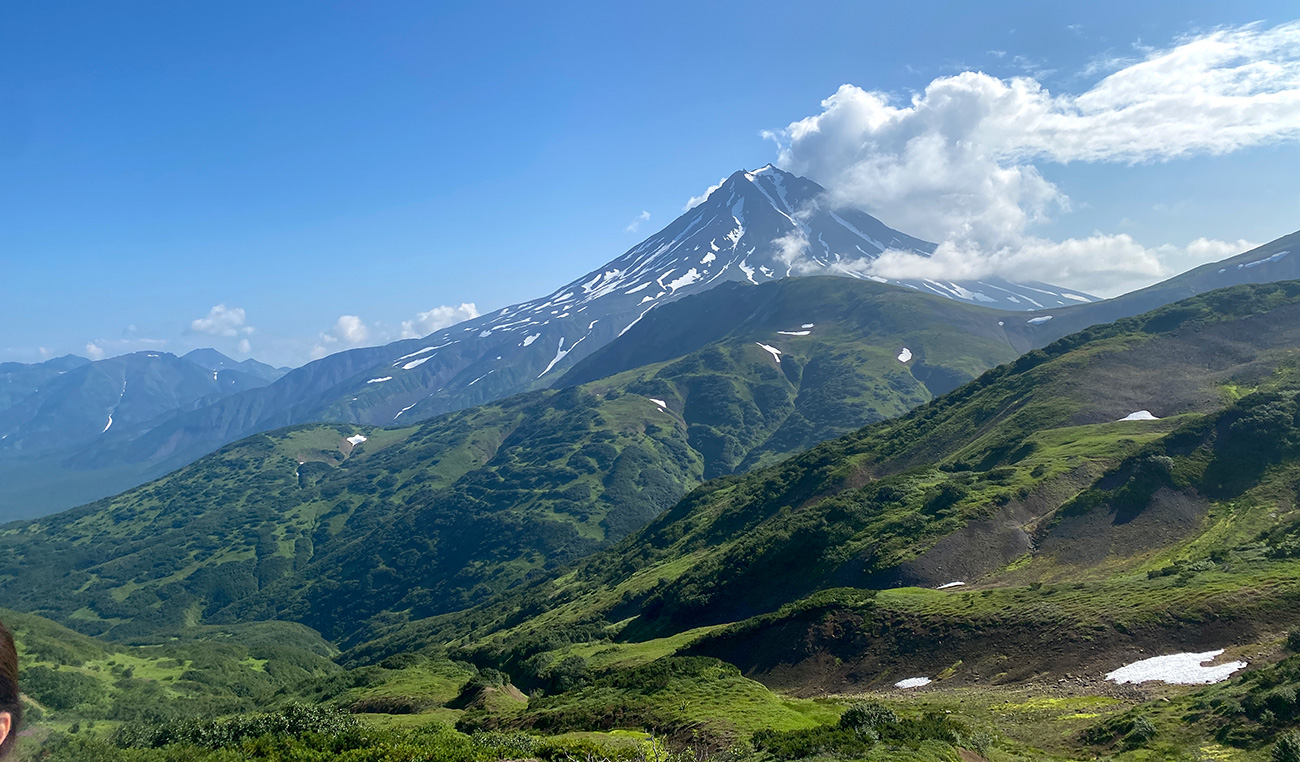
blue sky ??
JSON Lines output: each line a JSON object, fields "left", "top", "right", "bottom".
{"left": 3, "top": 1, "right": 1298, "bottom": 366}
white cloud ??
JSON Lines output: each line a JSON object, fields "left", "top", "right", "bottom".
{"left": 191, "top": 304, "right": 254, "bottom": 337}
{"left": 79, "top": 337, "right": 168, "bottom": 362}
{"left": 625, "top": 210, "right": 651, "bottom": 233}
{"left": 766, "top": 22, "right": 1300, "bottom": 293}
{"left": 331, "top": 315, "right": 368, "bottom": 344}
{"left": 237, "top": 338, "right": 252, "bottom": 354}
{"left": 683, "top": 177, "right": 728, "bottom": 211}
{"left": 866, "top": 235, "right": 1256, "bottom": 297}
{"left": 310, "top": 315, "right": 370, "bottom": 359}
{"left": 306, "top": 305, "right": 481, "bottom": 360}
{"left": 400, "top": 303, "right": 480, "bottom": 339}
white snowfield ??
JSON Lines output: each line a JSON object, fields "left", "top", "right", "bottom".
{"left": 755, "top": 343, "right": 782, "bottom": 363}
{"left": 897, "top": 347, "right": 912, "bottom": 363}
{"left": 346, "top": 434, "right": 367, "bottom": 446}
{"left": 895, "top": 677, "right": 932, "bottom": 689}
{"left": 648, "top": 398, "right": 667, "bottom": 408}
{"left": 936, "top": 581, "right": 965, "bottom": 590}
{"left": 403, "top": 355, "right": 435, "bottom": 370}
{"left": 366, "top": 377, "right": 392, "bottom": 384}
{"left": 1119, "top": 410, "right": 1160, "bottom": 421}
{"left": 327, "top": 165, "right": 1105, "bottom": 426}
{"left": 539, "top": 336, "right": 585, "bottom": 378}
{"left": 1027, "top": 315, "right": 1054, "bottom": 325}
{"left": 1239, "top": 250, "right": 1289, "bottom": 269}
{"left": 1106, "top": 649, "right": 1246, "bottom": 685}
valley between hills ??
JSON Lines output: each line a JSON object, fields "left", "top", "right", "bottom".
{"left": 8, "top": 249, "right": 1300, "bottom": 759}
{"left": 5, "top": 137, "right": 1300, "bottom": 762}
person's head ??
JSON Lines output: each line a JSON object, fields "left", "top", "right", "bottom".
{"left": 0, "top": 619, "right": 19, "bottom": 758}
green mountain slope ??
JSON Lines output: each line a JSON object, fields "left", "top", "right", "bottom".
{"left": 0, "top": 607, "right": 337, "bottom": 729}
{"left": 360, "top": 281, "right": 1300, "bottom": 689}
{"left": 0, "top": 277, "right": 1036, "bottom": 646}
{"left": 0, "top": 350, "right": 285, "bottom": 521}
{"left": 19, "top": 281, "right": 1300, "bottom": 761}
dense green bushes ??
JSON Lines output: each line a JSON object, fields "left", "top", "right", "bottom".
{"left": 753, "top": 701, "right": 981, "bottom": 758}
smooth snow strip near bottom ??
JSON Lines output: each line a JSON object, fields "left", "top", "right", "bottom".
{"left": 1119, "top": 410, "right": 1159, "bottom": 421}
{"left": 396, "top": 341, "right": 454, "bottom": 362}
{"left": 936, "top": 581, "right": 965, "bottom": 590}
{"left": 755, "top": 343, "right": 782, "bottom": 363}
{"left": 539, "top": 336, "right": 586, "bottom": 377}
{"left": 1106, "top": 650, "right": 1246, "bottom": 685}
{"left": 895, "top": 677, "right": 932, "bottom": 689}
{"left": 619, "top": 305, "right": 657, "bottom": 337}
{"left": 778, "top": 330, "right": 811, "bottom": 336}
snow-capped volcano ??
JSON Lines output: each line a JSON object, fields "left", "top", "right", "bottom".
{"left": 317, "top": 165, "right": 1093, "bottom": 424}
{"left": 64, "top": 165, "right": 1103, "bottom": 490}
{"left": 508, "top": 164, "right": 1093, "bottom": 324}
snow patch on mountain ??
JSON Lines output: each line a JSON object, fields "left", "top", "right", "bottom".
{"left": 1107, "top": 650, "right": 1245, "bottom": 685}
{"left": 756, "top": 343, "right": 782, "bottom": 363}
{"left": 539, "top": 337, "right": 586, "bottom": 378}
{"left": 1119, "top": 410, "right": 1160, "bottom": 421}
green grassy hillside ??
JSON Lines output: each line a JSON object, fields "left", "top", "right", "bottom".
{"left": 0, "top": 278, "right": 1033, "bottom": 648}
{"left": 0, "top": 607, "right": 338, "bottom": 747}
{"left": 22, "top": 280, "right": 1300, "bottom": 759}
{"left": 324, "top": 281, "right": 1300, "bottom": 759}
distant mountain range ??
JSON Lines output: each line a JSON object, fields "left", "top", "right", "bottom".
{"left": 181, "top": 348, "right": 289, "bottom": 383}
{"left": 0, "top": 166, "right": 1295, "bottom": 519}
{"left": 0, "top": 349, "right": 287, "bottom": 518}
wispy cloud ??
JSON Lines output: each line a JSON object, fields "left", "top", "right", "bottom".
{"left": 400, "top": 303, "right": 480, "bottom": 339}
{"left": 625, "top": 210, "right": 651, "bottom": 233}
{"left": 308, "top": 303, "right": 482, "bottom": 359}
{"left": 683, "top": 177, "right": 727, "bottom": 211}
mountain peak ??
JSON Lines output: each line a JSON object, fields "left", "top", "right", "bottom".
{"left": 746, "top": 162, "right": 784, "bottom": 176}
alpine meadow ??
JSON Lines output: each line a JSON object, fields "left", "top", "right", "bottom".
{"left": 6, "top": 5, "right": 1300, "bottom": 762}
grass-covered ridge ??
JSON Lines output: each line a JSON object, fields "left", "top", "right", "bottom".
{"left": 416, "top": 282, "right": 1300, "bottom": 653}
{"left": 1, "top": 277, "right": 1037, "bottom": 647}
{"left": 18, "top": 281, "right": 1300, "bottom": 760}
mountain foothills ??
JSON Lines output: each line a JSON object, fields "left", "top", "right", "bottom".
{"left": 8, "top": 173, "right": 1298, "bottom": 523}
{"left": 0, "top": 349, "right": 287, "bottom": 520}
{"left": 0, "top": 277, "right": 1036, "bottom": 644}
{"left": 0, "top": 166, "right": 1105, "bottom": 518}
{"left": 13, "top": 275, "right": 1300, "bottom": 759}
{"left": 5, "top": 165, "right": 1300, "bottom": 760}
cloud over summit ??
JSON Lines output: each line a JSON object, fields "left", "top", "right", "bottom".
{"left": 766, "top": 21, "right": 1300, "bottom": 295}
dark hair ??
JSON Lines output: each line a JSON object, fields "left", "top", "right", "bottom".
{"left": 0, "top": 620, "right": 20, "bottom": 758}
